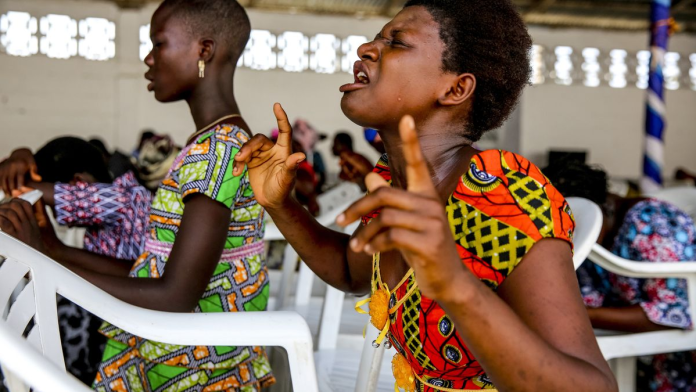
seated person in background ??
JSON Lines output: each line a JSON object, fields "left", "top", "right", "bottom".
{"left": 0, "top": 0, "right": 274, "bottom": 390}
{"left": 545, "top": 161, "right": 696, "bottom": 392}
{"left": 134, "top": 132, "right": 181, "bottom": 192}
{"left": 235, "top": 0, "right": 616, "bottom": 390}
{"left": 294, "top": 118, "right": 327, "bottom": 193}
{"left": 0, "top": 137, "right": 151, "bottom": 260}
{"left": 332, "top": 131, "right": 354, "bottom": 157}
{"left": 292, "top": 139, "right": 320, "bottom": 216}
{"left": 0, "top": 137, "right": 152, "bottom": 384}
{"left": 338, "top": 150, "right": 373, "bottom": 192}
{"left": 676, "top": 167, "right": 696, "bottom": 187}
{"left": 332, "top": 130, "right": 380, "bottom": 191}
{"left": 131, "top": 129, "right": 156, "bottom": 161}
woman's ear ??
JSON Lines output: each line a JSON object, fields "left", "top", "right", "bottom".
{"left": 198, "top": 37, "right": 216, "bottom": 63}
{"left": 438, "top": 73, "right": 476, "bottom": 107}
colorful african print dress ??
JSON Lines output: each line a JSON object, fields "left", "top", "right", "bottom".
{"left": 362, "top": 150, "right": 575, "bottom": 391}
{"left": 93, "top": 124, "right": 275, "bottom": 392}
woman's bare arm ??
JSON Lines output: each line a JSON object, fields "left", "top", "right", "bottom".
{"left": 0, "top": 195, "right": 230, "bottom": 313}
{"left": 587, "top": 305, "right": 675, "bottom": 333}
{"left": 234, "top": 103, "right": 372, "bottom": 294}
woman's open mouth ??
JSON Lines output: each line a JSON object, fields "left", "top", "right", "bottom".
{"left": 339, "top": 61, "right": 371, "bottom": 93}
{"left": 145, "top": 71, "right": 155, "bottom": 92}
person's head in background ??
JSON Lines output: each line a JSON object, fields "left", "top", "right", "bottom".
{"left": 144, "top": 0, "right": 250, "bottom": 106}
{"left": 293, "top": 119, "right": 326, "bottom": 155}
{"left": 543, "top": 160, "right": 609, "bottom": 207}
{"left": 34, "top": 137, "right": 112, "bottom": 185}
{"left": 332, "top": 132, "right": 354, "bottom": 157}
{"left": 89, "top": 138, "right": 111, "bottom": 162}
{"left": 543, "top": 160, "right": 632, "bottom": 248}
{"left": 363, "top": 128, "right": 385, "bottom": 154}
{"left": 136, "top": 130, "right": 156, "bottom": 152}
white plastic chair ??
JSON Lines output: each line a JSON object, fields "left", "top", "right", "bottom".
{"left": 589, "top": 243, "right": 696, "bottom": 392}
{"left": 266, "top": 183, "right": 364, "bottom": 319}
{"left": 646, "top": 185, "right": 696, "bottom": 221}
{"left": 566, "top": 197, "right": 604, "bottom": 269}
{"left": 0, "top": 322, "right": 92, "bottom": 392}
{"left": 0, "top": 231, "right": 318, "bottom": 392}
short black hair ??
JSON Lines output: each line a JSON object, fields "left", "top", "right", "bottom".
{"left": 334, "top": 132, "right": 353, "bottom": 151}
{"left": 158, "top": 0, "right": 251, "bottom": 63}
{"left": 34, "top": 137, "right": 112, "bottom": 184}
{"left": 89, "top": 138, "right": 110, "bottom": 158}
{"left": 404, "top": 0, "right": 532, "bottom": 141}
{"left": 543, "top": 160, "right": 609, "bottom": 206}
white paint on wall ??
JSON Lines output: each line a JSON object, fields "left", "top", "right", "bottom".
{"left": 0, "top": 0, "right": 695, "bottom": 181}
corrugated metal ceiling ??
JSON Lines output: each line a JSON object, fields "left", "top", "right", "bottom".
{"left": 107, "top": 0, "right": 696, "bottom": 32}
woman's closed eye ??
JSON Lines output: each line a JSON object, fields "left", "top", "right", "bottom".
{"left": 390, "top": 39, "right": 406, "bottom": 47}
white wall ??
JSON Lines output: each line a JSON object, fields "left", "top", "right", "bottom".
{"left": 1, "top": 0, "right": 695, "bottom": 181}
{"left": 521, "top": 27, "right": 696, "bottom": 178}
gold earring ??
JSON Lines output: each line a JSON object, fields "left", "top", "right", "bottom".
{"left": 198, "top": 60, "right": 205, "bottom": 78}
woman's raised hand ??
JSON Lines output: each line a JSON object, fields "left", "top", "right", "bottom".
{"left": 233, "top": 103, "right": 306, "bottom": 210}
{"left": 336, "top": 115, "right": 465, "bottom": 302}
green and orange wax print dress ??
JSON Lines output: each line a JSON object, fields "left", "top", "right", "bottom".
{"left": 93, "top": 124, "right": 275, "bottom": 392}
{"left": 361, "top": 150, "right": 575, "bottom": 391}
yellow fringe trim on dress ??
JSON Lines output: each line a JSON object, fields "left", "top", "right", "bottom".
{"left": 392, "top": 353, "right": 416, "bottom": 392}
{"left": 369, "top": 288, "right": 389, "bottom": 330}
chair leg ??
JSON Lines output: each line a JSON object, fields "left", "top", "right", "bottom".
{"left": 2, "top": 368, "right": 30, "bottom": 392}
{"left": 610, "top": 357, "right": 637, "bottom": 392}
{"left": 355, "top": 325, "right": 386, "bottom": 392}
{"left": 294, "top": 261, "right": 315, "bottom": 308}
{"left": 275, "top": 245, "right": 298, "bottom": 311}
{"left": 316, "top": 287, "right": 345, "bottom": 351}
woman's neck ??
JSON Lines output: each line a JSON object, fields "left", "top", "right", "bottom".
{"left": 187, "top": 72, "right": 241, "bottom": 131}
{"left": 380, "top": 123, "right": 477, "bottom": 201}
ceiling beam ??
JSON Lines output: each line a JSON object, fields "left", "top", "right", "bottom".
{"left": 111, "top": 0, "right": 150, "bottom": 9}
{"left": 528, "top": 0, "right": 558, "bottom": 14}
{"left": 673, "top": 0, "right": 696, "bottom": 14}
{"left": 381, "top": 0, "right": 401, "bottom": 17}
{"left": 525, "top": 11, "right": 695, "bottom": 31}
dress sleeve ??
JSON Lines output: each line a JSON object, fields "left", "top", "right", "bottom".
{"left": 449, "top": 150, "right": 577, "bottom": 289}
{"left": 178, "top": 129, "right": 245, "bottom": 209}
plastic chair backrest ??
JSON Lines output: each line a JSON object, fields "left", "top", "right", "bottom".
{"left": 0, "top": 232, "right": 319, "bottom": 392}
{"left": 0, "top": 322, "right": 91, "bottom": 392}
{"left": 566, "top": 197, "right": 603, "bottom": 269}
{"left": 317, "top": 183, "right": 363, "bottom": 218}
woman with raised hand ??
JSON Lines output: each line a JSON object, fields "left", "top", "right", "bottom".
{"left": 234, "top": 1, "right": 617, "bottom": 390}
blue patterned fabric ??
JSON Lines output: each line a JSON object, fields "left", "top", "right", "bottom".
{"left": 577, "top": 198, "right": 696, "bottom": 391}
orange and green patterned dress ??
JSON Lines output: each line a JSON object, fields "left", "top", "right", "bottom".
{"left": 94, "top": 124, "right": 274, "bottom": 392}
{"left": 362, "top": 150, "right": 575, "bottom": 391}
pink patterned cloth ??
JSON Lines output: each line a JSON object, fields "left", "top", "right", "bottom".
{"left": 144, "top": 238, "right": 265, "bottom": 261}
